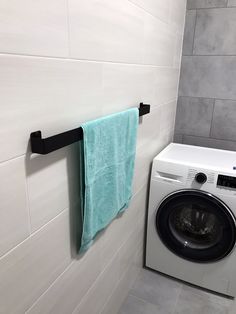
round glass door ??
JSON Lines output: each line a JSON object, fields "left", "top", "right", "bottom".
{"left": 156, "top": 190, "right": 236, "bottom": 263}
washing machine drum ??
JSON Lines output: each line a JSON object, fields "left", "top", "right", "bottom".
{"left": 156, "top": 189, "right": 236, "bottom": 263}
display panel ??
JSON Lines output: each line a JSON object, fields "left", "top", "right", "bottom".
{"left": 217, "top": 175, "right": 236, "bottom": 189}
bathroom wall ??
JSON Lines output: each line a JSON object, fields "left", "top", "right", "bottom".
{"left": 0, "top": 1, "right": 186, "bottom": 313}
{"left": 175, "top": 0, "right": 236, "bottom": 151}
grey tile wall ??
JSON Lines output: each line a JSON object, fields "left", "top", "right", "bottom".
{"left": 175, "top": 97, "right": 214, "bottom": 137}
{"left": 187, "top": 0, "right": 227, "bottom": 9}
{"left": 194, "top": 8, "right": 236, "bottom": 55}
{"left": 228, "top": 0, "right": 236, "bottom": 7}
{"left": 175, "top": 0, "right": 236, "bottom": 151}
{"left": 182, "top": 10, "right": 196, "bottom": 55}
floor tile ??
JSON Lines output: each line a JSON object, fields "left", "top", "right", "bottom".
{"left": 129, "top": 270, "right": 181, "bottom": 312}
{"left": 119, "top": 295, "right": 164, "bottom": 314}
{"left": 174, "top": 285, "right": 231, "bottom": 314}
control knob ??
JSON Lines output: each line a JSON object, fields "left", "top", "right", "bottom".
{"left": 195, "top": 172, "right": 207, "bottom": 184}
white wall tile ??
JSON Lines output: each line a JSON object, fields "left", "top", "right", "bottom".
{"left": 0, "top": 55, "right": 103, "bottom": 163}
{"left": 128, "top": 0, "right": 171, "bottom": 23}
{"left": 155, "top": 67, "right": 179, "bottom": 105}
{"left": 73, "top": 252, "right": 120, "bottom": 314}
{"left": 26, "top": 144, "right": 80, "bottom": 232}
{"left": 101, "top": 63, "right": 157, "bottom": 116}
{"left": 26, "top": 236, "right": 103, "bottom": 314}
{"left": 0, "top": 157, "right": 30, "bottom": 257}
{"left": 101, "top": 248, "right": 142, "bottom": 314}
{"left": 0, "top": 0, "right": 68, "bottom": 57}
{"left": 119, "top": 219, "right": 144, "bottom": 275}
{"left": 160, "top": 100, "right": 177, "bottom": 131}
{"left": 137, "top": 105, "right": 162, "bottom": 148}
{"left": 69, "top": 0, "right": 145, "bottom": 64}
{"left": 0, "top": 0, "right": 186, "bottom": 313}
{"left": 100, "top": 185, "right": 147, "bottom": 268}
{"left": 143, "top": 14, "right": 175, "bottom": 66}
{"left": 170, "top": 0, "right": 187, "bottom": 32}
{"left": 133, "top": 132, "right": 165, "bottom": 195}
{"left": 0, "top": 210, "right": 71, "bottom": 314}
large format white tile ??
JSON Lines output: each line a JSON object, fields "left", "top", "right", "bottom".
{"left": 26, "top": 236, "right": 103, "bottom": 314}
{"left": 160, "top": 100, "right": 177, "bottom": 132}
{"left": 128, "top": 0, "right": 171, "bottom": 23}
{"left": 143, "top": 14, "right": 175, "bottom": 66}
{"left": 0, "top": 55, "right": 103, "bottom": 162}
{"left": 155, "top": 67, "right": 179, "bottom": 105}
{"left": 101, "top": 249, "right": 142, "bottom": 314}
{"left": 170, "top": 0, "right": 187, "bottom": 33}
{"left": 137, "top": 105, "right": 162, "bottom": 149}
{"left": 69, "top": 0, "right": 145, "bottom": 64}
{"left": 0, "top": 157, "right": 30, "bottom": 257}
{"left": 100, "top": 185, "right": 147, "bottom": 268}
{"left": 27, "top": 144, "right": 80, "bottom": 232}
{"left": 0, "top": 210, "right": 71, "bottom": 314}
{"left": 118, "top": 219, "right": 144, "bottom": 276}
{"left": 101, "top": 63, "right": 157, "bottom": 116}
{"left": 0, "top": 0, "right": 68, "bottom": 57}
{"left": 73, "top": 252, "right": 120, "bottom": 314}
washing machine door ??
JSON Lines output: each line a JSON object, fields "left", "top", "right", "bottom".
{"left": 156, "top": 189, "right": 236, "bottom": 263}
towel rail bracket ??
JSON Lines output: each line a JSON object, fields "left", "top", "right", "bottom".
{"left": 30, "top": 103, "right": 150, "bottom": 155}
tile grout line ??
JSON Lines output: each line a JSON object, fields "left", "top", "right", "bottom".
{"left": 71, "top": 250, "right": 121, "bottom": 314}
{"left": 127, "top": 0, "right": 172, "bottom": 28}
{"left": 0, "top": 51, "right": 179, "bottom": 69}
{"left": 25, "top": 258, "right": 75, "bottom": 313}
{"left": 191, "top": 9, "right": 198, "bottom": 55}
{"left": 0, "top": 207, "right": 69, "bottom": 261}
{"left": 209, "top": 98, "right": 216, "bottom": 138}
{"left": 0, "top": 153, "right": 26, "bottom": 165}
{"left": 188, "top": 5, "right": 232, "bottom": 10}
{"left": 182, "top": 133, "right": 236, "bottom": 144}
{"left": 183, "top": 54, "right": 236, "bottom": 57}
{"left": 180, "top": 95, "right": 236, "bottom": 102}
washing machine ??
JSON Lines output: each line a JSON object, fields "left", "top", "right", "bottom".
{"left": 145, "top": 143, "right": 236, "bottom": 296}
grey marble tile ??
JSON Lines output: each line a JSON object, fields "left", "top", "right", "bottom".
{"left": 228, "top": 0, "right": 236, "bottom": 7}
{"left": 182, "top": 135, "right": 236, "bottom": 151}
{"left": 179, "top": 56, "right": 236, "bottom": 100}
{"left": 129, "top": 270, "right": 181, "bottom": 312}
{"left": 174, "top": 285, "right": 231, "bottom": 314}
{"left": 182, "top": 10, "right": 196, "bottom": 55}
{"left": 194, "top": 8, "right": 236, "bottom": 55}
{"left": 175, "top": 96, "right": 214, "bottom": 137}
{"left": 187, "top": 0, "right": 227, "bottom": 9}
{"left": 211, "top": 99, "right": 236, "bottom": 141}
{"left": 119, "top": 295, "right": 164, "bottom": 314}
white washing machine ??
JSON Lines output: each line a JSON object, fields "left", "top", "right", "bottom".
{"left": 145, "top": 143, "right": 236, "bottom": 296}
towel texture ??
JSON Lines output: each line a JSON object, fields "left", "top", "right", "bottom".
{"left": 79, "top": 108, "right": 139, "bottom": 252}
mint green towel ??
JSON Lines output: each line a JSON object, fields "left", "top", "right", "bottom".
{"left": 79, "top": 108, "right": 139, "bottom": 252}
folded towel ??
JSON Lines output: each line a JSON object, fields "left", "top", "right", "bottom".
{"left": 79, "top": 108, "right": 139, "bottom": 252}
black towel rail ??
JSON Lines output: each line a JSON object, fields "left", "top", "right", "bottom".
{"left": 30, "top": 103, "right": 150, "bottom": 155}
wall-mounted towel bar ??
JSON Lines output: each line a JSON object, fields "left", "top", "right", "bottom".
{"left": 30, "top": 103, "right": 150, "bottom": 155}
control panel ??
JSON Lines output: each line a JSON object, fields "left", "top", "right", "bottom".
{"left": 217, "top": 175, "right": 236, "bottom": 189}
